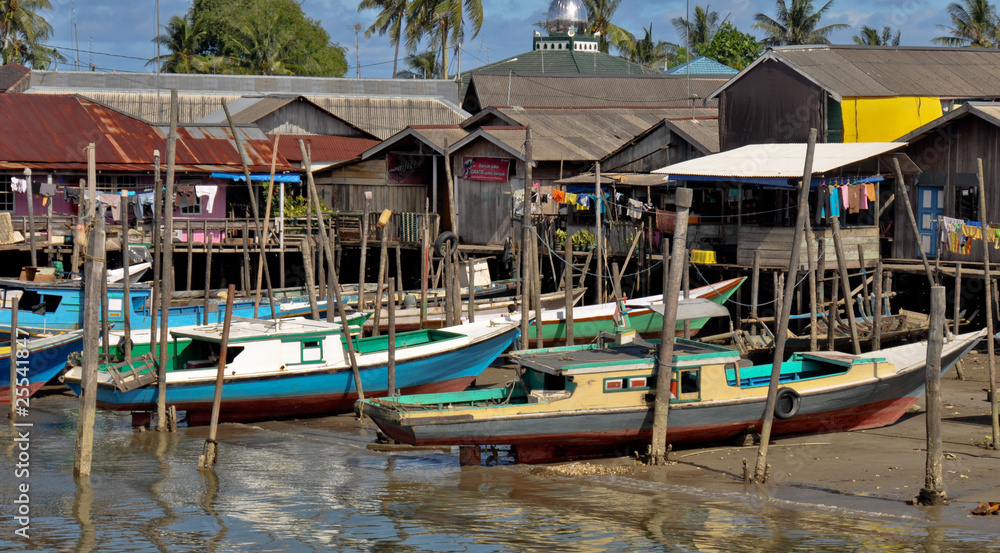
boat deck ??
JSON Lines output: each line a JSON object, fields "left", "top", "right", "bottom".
{"left": 511, "top": 339, "right": 741, "bottom": 375}
{"left": 170, "top": 317, "right": 343, "bottom": 343}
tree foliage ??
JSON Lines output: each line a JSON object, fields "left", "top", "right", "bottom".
{"left": 697, "top": 22, "right": 762, "bottom": 70}
{"left": 153, "top": 0, "right": 347, "bottom": 76}
{"left": 584, "top": 0, "right": 635, "bottom": 55}
{"left": 671, "top": 5, "right": 722, "bottom": 54}
{"left": 623, "top": 24, "right": 678, "bottom": 69}
{"left": 358, "top": 0, "right": 408, "bottom": 77}
{"left": 853, "top": 25, "right": 901, "bottom": 46}
{"left": 933, "top": 0, "right": 999, "bottom": 47}
{"left": 753, "top": 0, "right": 849, "bottom": 46}
{"left": 0, "top": 0, "right": 62, "bottom": 68}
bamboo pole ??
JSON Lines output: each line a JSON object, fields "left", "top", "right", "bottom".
{"left": 359, "top": 201, "right": 369, "bottom": 310}
{"left": 301, "top": 237, "right": 319, "bottom": 320}
{"left": 874, "top": 256, "right": 883, "bottom": 351}
{"left": 467, "top": 258, "right": 476, "bottom": 323}
{"left": 299, "top": 139, "right": 365, "bottom": 400}
{"left": 953, "top": 262, "right": 963, "bottom": 336}
{"left": 806, "top": 221, "right": 818, "bottom": 351}
{"left": 533, "top": 235, "right": 543, "bottom": 349}
{"left": 254, "top": 135, "right": 280, "bottom": 318}
{"left": 893, "top": 158, "right": 936, "bottom": 288}
{"left": 121, "top": 190, "right": 132, "bottom": 360}
{"left": 857, "top": 244, "right": 870, "bottom": 320}
{"left": 198, "top": 284, "right": 236, "bottom": 470}
{"left": 977, "top": 158, "right": 999, "bottom": 450}
{"left": 828, "top": 270, "right": 838, "bottom": 351}
{"left": 564, "top": 233, "right": 574, "bottom": 346}
{"left": 752, "top": 128, "right": 817, "bottom": 483}
{"left": 916, "top": 285, "right": 947, "bottom": 505}
{"left": 157, "top": 91, "right": 178, "bottom": 433}
{"left": 373, "top": 219, "right": 389, "bottom": 336}
{"left": 683, "top": 251, "right": 691, "bottom": 339}
{"left": 387, "top": 277, "right": 396, "bottom": 396}
{"left": 595, "top": 162, "right": 603, "bottom": 305}
{"left": 75, "top": 205, "right": 106, "bottom": 477}
{"left": 420, "top": 205, "right": 429, "bottom": 327}
{"left": 444, "top": 139, "right": 457, "bottom": 235}
{"left": 521, "top": 127, "right": 533, "bottom": 347}
{"left": 23, "top": 168, "right": 35, "bottom": 267}
{"left": 750, "top": 251, "right": 760, "bottom": 335}
{"left": 203, "top": 236, "right": 213, "bottom": 325}
{"left": 829, "top": 205, "right": 862, "bottom": 355}
{"left": 650, "top": 187, "right": 693, "bottom": 465}
{"left": 8, "top": 297, "right": 16, "bottom": 420}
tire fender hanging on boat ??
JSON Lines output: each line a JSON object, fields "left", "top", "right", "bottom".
{"left": 774, "top": 388, "right": 801, "bottom": 419}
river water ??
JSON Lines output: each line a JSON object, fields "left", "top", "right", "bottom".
{"left": 2, "top": 391, "right": 999, "bottom": 552}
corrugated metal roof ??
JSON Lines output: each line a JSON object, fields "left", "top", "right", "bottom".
{"left": 665, "top": 118, "right": 720, "bottom": 154}
{"left": 28, "top": 70, "right": 460, "bottom": 103}
{"left": 897, "top": 101, "right": 1000, "bottom": 142}
{"left": 664, "top": 57, "right": 738, "bottom": 75}
{"left": 653, "top": 142, "right": 906, "bottom": 178}
{"left": 27, "top": 89, "right": 469, "bottom": 139}
{"left": 465, "top": 73, "right": 727, "bottom": 108}
{"left": 715, "top": 46, "right": 1000, "bottom": 101}
{"left": 361, "top": 125, "right": 471, "bottom": 159}
{"left": 271, "top": 134, "right": 380, "bottom": 163}
{"left": 468, "top": 50, "right": 655, "bottom": 79}
{"left": 0, "top": 94, "right": 290, "bottom": 171}
{"left": 197, "top": 97, "right": 296, "bottom": 124}
{"left": 0, "top": 63, "right": 30, "bottom": 93}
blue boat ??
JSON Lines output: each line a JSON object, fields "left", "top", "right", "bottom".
{"left": 62, "top": 316, "right": 520, "bottom": 425}
{"left": 0, "top": 278, "right": 328, "bottom": 337}
{"left": 0, "top": 330, "right": 84, "bottom": 403}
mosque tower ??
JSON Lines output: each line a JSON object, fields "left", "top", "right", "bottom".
{"left": 533, "top": 0, "right": 600, "bottom": 53}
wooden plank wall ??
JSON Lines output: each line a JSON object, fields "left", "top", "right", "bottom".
{"left": 318, "top": 158, "right": 426, "bottom": 214}
{"left": 738, "top": 225, "right": 878, "bottom": 270}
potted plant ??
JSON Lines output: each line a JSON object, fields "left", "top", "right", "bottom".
{"left": 571, "top": 229, "right": 595, "bottom": 251}
{"left": 556, "top": 229, "right": 568, "bottom": 249}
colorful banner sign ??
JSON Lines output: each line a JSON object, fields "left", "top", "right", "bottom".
{"left": 461, "top": 157, "right": 511, "bottom": 182}
{"left": 386, "top": 154, "right": 431, "bottom": 185}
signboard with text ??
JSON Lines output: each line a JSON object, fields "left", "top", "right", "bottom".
{"left": 386, "top": 154, "right": 431, "bottom": 185}
{"left": 461, "top": 156, "right": 511, "bottom": 182}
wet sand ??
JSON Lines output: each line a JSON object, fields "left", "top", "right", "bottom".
{"left": 471, "top": 350, "right": 1000, "bottom": 509}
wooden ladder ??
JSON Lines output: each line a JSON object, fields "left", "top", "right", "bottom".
{"left": 558, "top": 250, "right": 593, "bottom": 291}
{"left": 106, "top": 353, "right": 158, "bottom": 393}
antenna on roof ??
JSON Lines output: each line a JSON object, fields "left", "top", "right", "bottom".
{"left": 72, "top": 0, "right": 80, "bottom": 71}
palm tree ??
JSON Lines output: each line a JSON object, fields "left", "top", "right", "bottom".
{"left": 358, "top": 0, "right": 407, "bottom": 78}
{"left": 753, "top": 0, "right": 849, "bottom": 46}
{"left": 406, "top": 0, "right": 483, "bottom": 78}
{"left": 226, "top": 11, "right": 296, "bottom": 75}
{"left": 406, "top": 50, "right": 438, "bottom": 79}
{"left": 625, "top": 24, "right": 678, "bottom": 69}
{"left": 671, "top": 5, "right": 723, "bottom": 53}
{"left": 0, "top": 0, "right": 60, "bottom": 68}
{"left": 932, "top": 0, "right": 999, "bottom": 47}
{"left": 149, "top": 14, "right": 209, "bottom": 73}
{"left": 853, "top": 25, "right": 901, "bottom": 46}
{"left": 584, "top": 0, "right": 635, "bottom": 54}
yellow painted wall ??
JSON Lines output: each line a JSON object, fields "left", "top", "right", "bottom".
{"left": 841, "top": 96, "right": 943, "bottom": 142}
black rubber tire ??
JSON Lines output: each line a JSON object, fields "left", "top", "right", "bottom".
{"left": 115, "top": 336, "right": 134, "bottom": 360}
{"left": 433, "top": 231, "right": 459, "bottom": 257}
{"left": 774, "top": 387, "right": 801, "bottom": 420}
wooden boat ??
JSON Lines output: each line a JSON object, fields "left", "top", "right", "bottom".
{"left": 0, "top": 330, "right": 84, "bottom": 403}
{"left": 358, "top": 327, "right": 984, "bottom": 464}
{"left": 0, "top": 277, "right": 329, "bottom": 337}
{"left": 525, "top": 277, "right": 745, "bottom": 344}
{"left": 364, "top": 287, "right": 587, "bottom": 334}
{"left": 62, "top": 316, "right": 520, "bottom": 425}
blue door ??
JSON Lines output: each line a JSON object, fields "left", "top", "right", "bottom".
{"left": 917, "top": 186, "right": 944, "bottom": 257}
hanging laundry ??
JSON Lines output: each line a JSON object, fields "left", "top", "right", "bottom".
{"left": 840, "top": 184, "right": 850, "bottom": 210}
{"left": 815, "top": 185, "right": 830, "bottom": 225}
{"left": 858, "top": 186, "right": 869, "bottom": 210}
{"left": 656, "top": 209, "right": 675, "bottom": 234}
{"left": 565, "top": 192, "right": 578, "bottom": 205}
{"left": 98, "top": 193, "right": 121, "bottom": 222}
{"left": 10, "top": 177, "right": 27, "bottom": 193}
{"left": 627, "top": 198, "right": 643, "bottom": 219}
{"left": 195, "top": 185, "right": 218, "bottom": 213}
{"left": 941, "top": 216, "right": 965, "bottom": 254}
{"left": 577, "top": 194, "right": 591, "bottom": 209}
{"left": 551, "top": 189, "right": 565, "bottom": 203}
{"left": 865, "top": 183, "right": 876, "bottom": 202}
{"left": 847, "top": 184, "right": 861, "bottom": 214}
{"left": 540, "top": 193, "right": 548, "bottom": 204}
{"left": 963, "top": 222, "right": 983, "bottom": 241}
{"left": 39, "top": 181, "right": 56, "bottom": 197}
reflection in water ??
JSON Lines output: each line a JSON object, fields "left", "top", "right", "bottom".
{"left": 2, "top": 395, "right": 1000, "bottom": 552}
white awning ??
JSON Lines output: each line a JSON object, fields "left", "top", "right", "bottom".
{"left": 652, "top": 142, "right": 907, "bottom": 183}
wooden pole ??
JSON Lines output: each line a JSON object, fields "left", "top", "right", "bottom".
{"left": 595, "top": 162, "right": 604, "bottom": 305}
{"left": 953, "top": 262, "right": 963, "bottom": 336}
{"left": 8, "top": 297, "right": 17, "bottom": 420}
{"left": 317, "top": 235, "right": 326, "bottom": 309}
{"left": 395, "top": 244, "right": 403, "bottom": 307}
{"left": 75, "top": 205, "right": 106, "bottom": 477}
{"left": 533, "top": 235, "right": 543, "bottom": 349}
{"left": 977, "top": 158, "right": 1000, "bottom": 450}
{"left": 387, "top": 277, "right": 396, "bottom": 396}
{"left": 751, "top": 251, "right": 760, "bottom": 334}
{"left": 222, "top": 100, "right": 276, "bottom": 314}
{"left": 650, "top": 187, "right": 693, "bottom": 465}
{"left": 101, "top": 252, "right": 109, "bottom": 358}
{"left": 71, "top": 178, "right": 85, "bottom": 275}
{"left": 198, "top": 284, "right": 236, "bottom": 470}
{"left": 254, "top": 134, "right": 280, "bottom": 318}
{"left": 149, "top": 150, "right": 161, "bottom": 358}
{"left": 806, "top": 221, "right": 818, "bottom": 351}
{"left": 359, "top": 201, "right": 369, "bottom": 310}
{"left": 752, "top": 128, "right": 817, "bottom": 483}
{"left": 87, "top": 144, "right": 96, "bottom": 221}
{"left": 299, "top": 139, "right": 365, "bottom": 400}
{"left": 917, "top": 285, "right": 947, "bottom": 505}
{"left": 203, "top": 235, "right": 213, "bottom": 325}
{"left": 857, "top": 244, "right": 870, "bottom": 320}
{"left": 23, "top": 168, "right": 36, "bottom": 267}
{"left": 157, "top": 91, "right": 178, "bottom": 433}
{"left": 467, "top": 258, "right": 476, "bottom": 323}
{"left": 874, "top": 256, "right": 883, "bottom": 351}
{"left": 186, "top": 227, "right": 194, "bottom": 292}
{"left": 373, "top": 220, "right": 389, "bottom": 336}
{"left": 44, "top": 174, "right": 52, "bottom": 266}
{"left": 682, "top": 250, "right": 691, "bottom": 339}
{"left": 121, "top": 190, "right": 132, "bottom": 360}
{"left": 828, "top": 270, "right": 839, "bottom": 351}
{"left": 893, "top": 158, "right": 936, "bottom": 288}
{"left": 829, "top": 207, "right": 862, "bottom": 355}
{"left": 444, "top": 139, "right": 457, "bottom": 235}
{"left": 564, "top": 232, "right": 574, "bottom": 346}
{"left": 301, "top": 237, "right": 319, "bottom": 320}
{"left": 520, "top": 127, "right": 533, "bottom": 347}
{"left": 241, "top": 222, "right": 251, "bottom": 294}
{"left": 420, "top": 206, "right": 429, "bottom": 327}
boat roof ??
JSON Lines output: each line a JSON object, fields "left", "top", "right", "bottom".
{"left": 511, "top": 338, "right": 741, "bottom": 375}
{"left": 0, "top": 276, "right": 152, "bottom": 291}
{"left": 169, "top": 316, "right": 344, "bottom": 344}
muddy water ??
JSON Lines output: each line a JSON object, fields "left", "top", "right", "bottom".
{"left": 1, "top": 392, "right": 998, "bottom": 552}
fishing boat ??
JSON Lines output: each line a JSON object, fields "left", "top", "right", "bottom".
{"left": 358, "top": 322, "right": 984, "bottom": 464}
{"left": 0, "top": 330, "right": 85, "bottom": 403}
{"left": 62, "top": 316, "right": 520, "bottom": 425}
{"left": 525, "top": 277, "right": 745, "bottom": 344}
{"left": 0, "top": 277, "right": 329, "bottom": 337}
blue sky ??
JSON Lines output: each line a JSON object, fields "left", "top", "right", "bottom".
{"left": 44, "top": 0, "right": 946, "bottom": 77}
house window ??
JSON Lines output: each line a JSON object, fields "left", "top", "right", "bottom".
{"left": 179, "top": 199, "right": 202, "bottom": 215}
{"left": 0, "top": 177, "right": 12, "bottom": 211}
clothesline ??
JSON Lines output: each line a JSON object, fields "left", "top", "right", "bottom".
{"left": 940, "top": 216, "right": 1000, "bottom": 255}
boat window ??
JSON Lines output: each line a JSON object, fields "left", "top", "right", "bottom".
{"left": 677, "top": 369, "right": 700, "bottom": 401}
{"left": 17, "top": 291, "right": 61, "bottom": 315}
{"left": 301, "top": 340, "right": 324, "bottom": 363}
{"left": 604, "top": 374, "right": 654, "bottom": 393}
